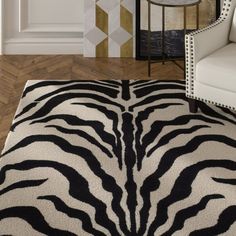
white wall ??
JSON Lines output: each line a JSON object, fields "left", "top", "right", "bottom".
{"left": 2, "top": 0, "right": 84, "bottom": 54}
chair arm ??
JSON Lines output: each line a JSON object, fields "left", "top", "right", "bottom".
{"left": 187, "top": 21, "right": 231, "bottom": 64}
{"left": 185, "top": 0, "right": 236, "bottom": 98}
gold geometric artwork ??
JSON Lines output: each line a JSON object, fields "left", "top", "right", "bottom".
{"left": 84, "top": 0, "right": 134, "bottom": 58}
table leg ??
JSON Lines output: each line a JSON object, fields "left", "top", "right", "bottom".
{"left": 196, "top": 4, "right": 199, "bottom": 30}
{"left": 184, "top": 6, "right": 187, "bottom": 35}
{"left": 148, "top": 0, "right": 151, "bottom": 77}
{"left": 162, "top": 6, "right": 165, "bottom": 65}
{"left": 184, "top": 6, "right": 187, "bottom": 79}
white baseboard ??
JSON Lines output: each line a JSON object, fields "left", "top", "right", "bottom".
{"left": 3, "top": 38, "right": 83, "bottom": 55}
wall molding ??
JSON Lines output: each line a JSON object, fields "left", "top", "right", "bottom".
{"left": 4, "top": 38, "right": 83, "bottom": 54}
{"left": 1, "top": 0, "right": 84, "bottom": 55}
{"left": 19, "top": 0, "right": 84, "bottom": 33}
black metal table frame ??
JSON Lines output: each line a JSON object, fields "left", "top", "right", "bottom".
{"left": 147, "top": 0, "right": 201, "bottom": 77}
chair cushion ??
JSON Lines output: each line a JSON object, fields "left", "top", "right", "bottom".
{"left": 230, "top": 8, "right": 236, "bottom": 42}
{"left": 196, "top": 43, "right": 236, "bottom": 93}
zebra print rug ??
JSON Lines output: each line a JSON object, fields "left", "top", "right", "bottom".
{"left": 1, "top": 80, "right": 236, "bottom": 236}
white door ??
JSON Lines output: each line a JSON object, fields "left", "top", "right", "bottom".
{"left": 2, "top": 0, "right": 84, "bottom": 54}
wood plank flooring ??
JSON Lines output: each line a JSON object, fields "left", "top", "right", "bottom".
{"left": 0, "top": 55, "right": 184, "bottom": 152}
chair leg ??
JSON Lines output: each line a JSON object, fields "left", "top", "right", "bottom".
{"left": 189, "top": 98, "right": 198, "bottom": 113}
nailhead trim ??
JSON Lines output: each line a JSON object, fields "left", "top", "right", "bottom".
{"left": 186, "top": 94, "right": 236, "bottom": 110}
{"left": 185, "top": 0, "right": 236, "bottom": 111}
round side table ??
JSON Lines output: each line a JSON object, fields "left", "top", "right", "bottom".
{"left": 147, "top": 0, "right": 201, "bottom": 77}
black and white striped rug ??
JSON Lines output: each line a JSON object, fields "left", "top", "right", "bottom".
{"left": 1, "top": 80, "right": 236, "bottom": 236}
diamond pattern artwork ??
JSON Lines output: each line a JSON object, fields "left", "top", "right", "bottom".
{"left": 96, "top": 0, "right": 120, "bottom": 12}
{"left": 85, "top": 27, "right": 107, "bottom": 46}
{"left": 84, "top": 0, "right": 134, "bottom": 57}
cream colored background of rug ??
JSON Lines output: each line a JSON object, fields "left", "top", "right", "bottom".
{"left": 84, "top": 0, "right": 135, "bottom": 58}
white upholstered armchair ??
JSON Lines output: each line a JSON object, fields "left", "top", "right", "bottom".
{"left": 185, "top": 0, "right": 236, "bottom": 113}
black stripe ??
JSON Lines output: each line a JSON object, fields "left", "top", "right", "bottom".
{"left": 212, "top": 178, "right": 236, "bottom": 185}
{"left": 91, "top": 80, "right": 120, "bottom": 88}
{"left": 22, "top": 81, "right": 78, "bottom": 98}
{"left": 71, "top": 102, "right": 123, "bottom": 168}
{"left": 218, "top": 107, "right": 236, "bottom": 119}
{"left": 0, "top": 160, "right": 121, "bottom": 235}
{"left": 0, "top": 179, "right": 47, "bottom": 196}
{"left": 138, "top": 117, "right": 223, "bottom": 170}
{"left": 1, "top": 136, "right": 129, "bottom": 235}
{"left": 134, "top": 84, "right": 185, "bottom": 97}
{"left": 130, "top": 80, "right": 185, "bottom": 87}
{"left": 30, "top": 114, "right": 118, "bottom": 158}
{"left": 122, "top": 113, "right": 137, "bottom": 234}
{"left": 135, "top": 102, "right": 184, "bottom": 170}
{"left": 129, "top": 93, "right": 187, "bottom": 111}
{"left": 190, "top": 206, "right": 236, "bottom": 236}
{"left": 36, "top": 84, "right": 119, "bottom": 102}
{"left": 132, "top": 80, "right": 185, "bottom": 88}
{"left": 198, "top": 102, "right": 236, "bottom": 125}
{"left": 15, "top": 102, "right": 39, "bottom": 119}
{"left": 0, "top": 206, "right": 77, "bottom": 236}
{"left": 121, "top": 81, "right": 131, "bottom": 101}
{"left": 11, "top": 93, "right": 125, "bottom": 131}
{"left": 138, "top": 133, "right": 236, "bottom": 226}
{"left": 38, "top": 195, "right": 107, "bottom": 236}
{"left": 45, "top": 125, "right": 113, "bottom": 158}
{"left": 150, "top": 135, "right": 236, "bottom": 179}
{"left": 147, "top": 160, "right": 236, "bottom": 235}
{"left": 147, "top": 125, "right": 209, "bottom": 156}
{"left": 161, "top": 194, "right": 224, "bottom": 236}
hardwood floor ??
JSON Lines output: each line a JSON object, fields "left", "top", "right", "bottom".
{"left": 0, "top": 55, "right": 184, "bottom": 152}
